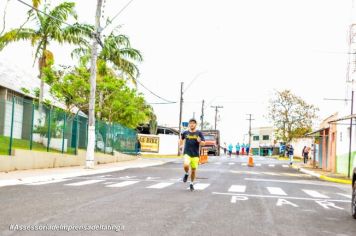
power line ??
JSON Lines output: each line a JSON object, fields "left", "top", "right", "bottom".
{"left": 134, "top": 78, "right": 176, "bottom": 104}
{"left": 16, "top": 0, "right": 75, "bottom": 28}
{"left": 102, "top": 0, "right": 135, "bottom": 31}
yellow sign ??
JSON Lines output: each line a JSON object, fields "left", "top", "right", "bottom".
{"left": 138, "top": 134, "right": 160, "bottom": 153}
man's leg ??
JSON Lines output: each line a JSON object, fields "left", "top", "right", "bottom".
{"left": 183, "top": 155, "right": 190, "bottom": 182}
{"left": 189, "top": 157, "right": 199, "bottom": 191}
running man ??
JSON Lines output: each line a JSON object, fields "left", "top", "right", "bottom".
{"left": 180, "top": 118, "right": 205, "bottom": 191}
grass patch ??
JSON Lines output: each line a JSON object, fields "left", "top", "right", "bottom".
{"left": 0, "top": 135, "right": 76, "bottom": 155}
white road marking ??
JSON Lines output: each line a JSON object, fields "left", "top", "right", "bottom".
{"left": 211, "top": 192, "right": 350, "bottom": 203}
{"left": 147, "top": 182, "right": 174, "bottom": 189}
{"left": 267, "top": 187, "right": 287, "bottom": 196}
{"left": 255, "top": 163, "right": 261, "bottom": 166}
{"left": 228, "top": 162, "right": 235, "bottom": 165}
{"left": 146, "top": 177, "right": 160, "bottom": 180}
{"left": 302, "top": 190, "right": 329, "bottom": 199}
{"left": 276, "top": 198, "right": 298, "bottom": 207}
{"left": 188, "top": 183, "right": 210, "bottom": 190}
{"left": 262, "top": 172, "right": 280, "bottom": 176}
{"left": 231, "top": 196, "right": 248, "bottom": 203}
{"left": 106, "top": 181, "right": 139, "bottom": 188}
{"left": 214, "top": 162, "right": 222, "bottom": 165}
{"left": 65, "top": 180, "right": 105, "bottom": 186}
{"left": 27, "top": 179, "right": 71, "bottom": 185}
{"left": 268, "top": 164, "right": 275, "bottom": 167}
{"left": 243, "top": 178, "right": 347, "bottom": 187}
{"left": 282, "top": 165, "right": 289, "bottom": 168}
{"left": 337, "top": 193, "right": 351, "bottom": 199}
{"left": 241, "top": 163, "right": 247, "bottom": 166}
{"left": 315, "top": 200, "right": 344, "bottom": 210}
{"left": 228, "top": 185, "right": 246, "bottom": 193}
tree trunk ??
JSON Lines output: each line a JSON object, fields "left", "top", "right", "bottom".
{"left": 86, "top": 0, "right": 103, "bottom": 169}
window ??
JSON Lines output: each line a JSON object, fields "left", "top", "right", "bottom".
{"left": 253, "top": 136, "right": 259, "bottom": 141}
{"left": 262, "top": 135, "right": 270, "bottom": 141}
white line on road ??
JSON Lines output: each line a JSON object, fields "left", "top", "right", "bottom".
{"left": 241, "top": 163, "right": 247, "bottom": 166}
{"left": 228, "top": 185, "right": 246, "bottom": 193}
{"left": 65, "top": 180, "right": 105, "bottom": 186}
{"left": 282, "top": 165, "right": 289, "bottom": 168}
{"left": 188, "top": 183, "right": 210, "bottom": 190}
{"left": 268, "top": 164, "right": 275, "bottom": 167}
{"left": 211, "top": 192, "right": 350, "bottom": 203}
{"left": 106, "top": 181, "right": 139, "bottom": 188}
{"left": 244, "top": 178, "right": 349, "bottom": 188}
{"left": 27, "top": 179, "right": 71, "bottom": 185}
{"left": 146, "top": 182, "right": 174, "bottom": 189}
{"left": 266, "top": 187, "right": 287, "bottom": 196}
{"left": 214, "top": 162, "right": 222, "bottom": 165}
{"left": 337, "top": 193, "right": 351, "bottom": 199}
{"left": 255, "top": 164, "right": 261, "bottom": 166}
{"left": 302, "top": 189, "right": 329, "bottom": 199}
{"left": 228, "top": 163, "right": 235, "bottom": 165}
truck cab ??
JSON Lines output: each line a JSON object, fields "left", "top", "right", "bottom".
{"left": 201, "top": 130, "right": 220, "bottom": 156}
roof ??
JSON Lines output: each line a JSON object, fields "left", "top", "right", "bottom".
{"left": 305, "top": 127, "right": 328, "bottom": 137}
{"left": 0, "top": 62, "right": 86, "bottom": 117}
{"left": 328, "top": 114, "right": 356, "bottom": 123}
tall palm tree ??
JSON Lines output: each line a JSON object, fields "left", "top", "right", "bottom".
{"left": 0, "top": 1, "right": 93, "bottom": 104}
{"left": 72, "top": 32, "right": 143, "bottom": 86}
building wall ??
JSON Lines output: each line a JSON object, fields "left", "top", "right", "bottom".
{"left": 251, "top": 127, "right": 275, "bottom": 149}
{"left": 290, "top": 138, "right": 313, "bottom": 158}
{"left": 335, "top": 122, "right": 356, "bottom": 175}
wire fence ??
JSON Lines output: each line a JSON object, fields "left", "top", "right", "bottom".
{"left": 0, "top": 95, "right": 138, "bottom": 156}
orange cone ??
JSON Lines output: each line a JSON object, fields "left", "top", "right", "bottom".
{"left": 247, "top": 150, "right": 254, "bottom": 167}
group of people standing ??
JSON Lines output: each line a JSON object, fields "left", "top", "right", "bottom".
{"left": 223, "top": 143, "right": 250, "bottom": 157}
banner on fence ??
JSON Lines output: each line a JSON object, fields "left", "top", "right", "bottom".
{"left": 138, "top": 134, "right": 160, "bottom": 153}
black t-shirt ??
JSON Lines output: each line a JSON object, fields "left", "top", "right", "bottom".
{"left": 181, "top": 130, "right": 205, "bottom": 157}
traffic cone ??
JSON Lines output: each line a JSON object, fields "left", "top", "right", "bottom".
{"left": 247, "top": 150, "right": 254, "bottom": 167}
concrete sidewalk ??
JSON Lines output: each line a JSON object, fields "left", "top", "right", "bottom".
{"left": 0, "top": 158, "right": 174, "bottom": 187}
{"left": 292, "top": 162, "right": 352, "bottom": 184}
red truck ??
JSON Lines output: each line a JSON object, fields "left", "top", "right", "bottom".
{"left": 201, "top": 130, "right": 220, "bottom": 156}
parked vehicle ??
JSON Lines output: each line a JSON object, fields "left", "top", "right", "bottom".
{"left": 352, "top": 167, "right": 356, "bottom": 219}
{"left": 201, "top": 130, "right": 220, "bottom": 156}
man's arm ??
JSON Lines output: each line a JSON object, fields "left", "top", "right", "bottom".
{"left": 198, "top": 132, "right": 205, "bottom": 146}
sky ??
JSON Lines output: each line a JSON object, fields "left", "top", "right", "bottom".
{"left": 0, "top": 0, "right": 355, "bottom": 144}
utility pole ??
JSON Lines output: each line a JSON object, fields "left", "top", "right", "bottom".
{"left": 200, "top": 100, "right": 205, "bottom": 130}
{"left": 86, "top": 0, "right": 103, "bottom": 169}
{"left": 178, "top": 82, "right": 184, "bottom": 155}
{"left": 211, "top": 105, "right": 223, "bottom": 130}
{"left": 348, "top": 82, "right": 354, "bottom": 178}
{"left": 246, "top": 114, "right": 255, "bottom": 149}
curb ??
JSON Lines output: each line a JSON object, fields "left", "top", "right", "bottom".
{"left": 291, "top": 165, "right": 352, "bottom": 185}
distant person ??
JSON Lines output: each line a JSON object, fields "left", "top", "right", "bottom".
{"left": 241, "top": 143, "right": 246, "bottom": 155}
{"left": 287, "top": 144, "right": 294, "bottom": 165}
{"left": 135, "top": 137, "right": 141, "bottom": 155}
{"left": 228, "top": 143, "right": 233, "bottom": 157}
{"left": 302, "top": 146, "right": 310, "bottom": 164}
{"left": 223, "top": 143, "right": 227, "bottom": 156}
{"left": 235, "top": 142, "right": 241, "bottom": 156}
{"left": 246, "top": 144, "right": 250, "bottom": 155}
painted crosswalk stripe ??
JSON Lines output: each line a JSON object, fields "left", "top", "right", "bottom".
{"left": 255, "top": 163, "right": 261, "bottom": 166}
{"left": 228, "top": 185, "right": 246, "bottom": 193}
{"left": 268, "top": 164, "right": 275, "bottom": 167}
{"left": 146, "top": 182, "right": 174, "bottom": 189}
{"left": 302, "top": 189, "right": 329, "bottom": 198}
{"left": 106, "top": 181, "right": 139, "bottom": 188}
{"left": 214, "top": 162, "right": 222, "bottom": 165}
{"left": 187, "top": 183, "right": 210, "bottom": 190}
{"left": 266, "top": 187, "right": 287, "bottom": 196}
{"left": 228, "top": 162, "right": 235, "bottom": 165}
{"left": 193, "top": 183, "right": 210, "bottom": 190}
{"left": 337, "top": 193, "right": 351, "bottom": 199}
{"left": 65, "top": 180, "right": 105, "bottom": 186}
{"left": 241, "top": 163, "right": 247, "bottom": 166}
{"left": 282, "top": 165, "right": 289, "bottom": 168}
{"left": 27, "top": 179, "right": 71, "bottom": 185}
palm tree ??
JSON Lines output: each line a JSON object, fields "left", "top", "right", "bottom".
{"left": 72, "top": 32, "right": 143, "bottom": 86}
{"left": 0, "top": 1, "right": 93, "bottom": 104}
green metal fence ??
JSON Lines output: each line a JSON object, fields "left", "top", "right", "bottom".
{"left": 0, "top": 96, "right": 137, "bottom": 156}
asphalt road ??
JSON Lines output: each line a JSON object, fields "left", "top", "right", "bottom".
{"left": 0, "top": 155, "right": 355, "bottom": 236}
